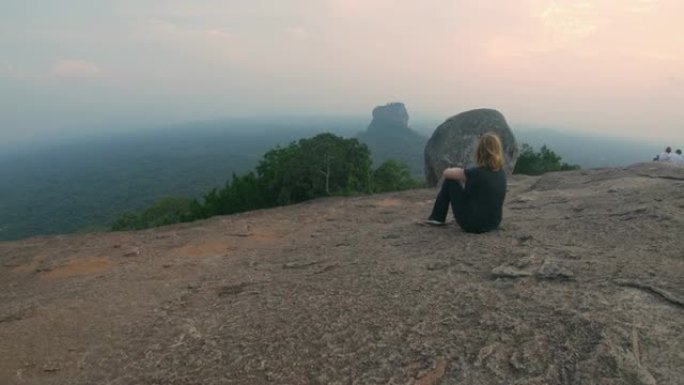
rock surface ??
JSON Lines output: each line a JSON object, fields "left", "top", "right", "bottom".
{"left": 424, "top": 109, "right": 519, "bottom": 186}
{"left": 357, "top": 102, "right": 427, "bottom": 177}
{"left": 1, "top": 163, "right": 683, "bottom": 384}
{"left": 368, "top": 102, "right": 410, "bottom": 132}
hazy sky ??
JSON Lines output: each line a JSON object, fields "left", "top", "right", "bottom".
{"left": 2, "top": 0, "right": 683, "bottom": 145}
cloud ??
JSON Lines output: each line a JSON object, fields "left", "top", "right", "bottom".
{"left": 286, "top": 26, "right": 310, "bottom": 41}
{"left": 0, "top": 62, "right": 21, "bottom": 78}
{"left": 147, "top": 19, "right": 234, "bottom": 41}
{"left": 144, "top": 19, "right": 246, "bottom": 64}
{"left": 625, "top": 0, "right": 659, "bottom": 13}
{"left": 327, "top": 0, "right": 396, "bottom": 17}
{"left": 51, "top": 59, "right": 104, "bottom": 78}
{"left": 537, "top": 1, "right": 600, "bottom": 37}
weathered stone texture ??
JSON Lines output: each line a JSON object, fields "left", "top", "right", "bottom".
{"left": 424, "top": 108, "right": 518, "bottom": 186}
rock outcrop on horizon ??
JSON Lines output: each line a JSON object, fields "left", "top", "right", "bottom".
{"left": 1, "top": 163, "right": 683, "bottom": 384}
{"left": 357, "top": 103, "right": 427, "bottom": 177}
{"left": 367, "top": 102, "right": 410, "bottom": 132}
{"left": 424, "top": 109, "right": 519, "bottom": 186}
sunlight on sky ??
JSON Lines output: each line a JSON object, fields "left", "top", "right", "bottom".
{"left": 538, "top": 1, "right": 599, "bottom": 37}
{"left": 1, "top": 0, "right": 682, "bottom": 144}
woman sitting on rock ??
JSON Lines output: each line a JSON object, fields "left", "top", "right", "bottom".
{"left": 425, "top": 133, "right": 507, "bottom": 233}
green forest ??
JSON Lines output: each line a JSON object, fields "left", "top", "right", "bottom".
{"left": 0, "top": 117, "right": 586, "bottom": 241}
{"left": 112, "top": 136, "right": 578, "bottom": 232}
{"left": 513, "top": 144, "right": 581, "bottom": 175}
{"left": 111, "top": 133, "right": 421, "bottom": 231}
{"left": 0, "top": 116, "right": 429, "bottom": 240}
{"left": 0, "top": 120, "right": 363, "bottom": 241}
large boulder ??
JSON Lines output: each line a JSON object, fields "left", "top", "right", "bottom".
{"left": 424, "top": 109, "right": 519, "bottom": 186}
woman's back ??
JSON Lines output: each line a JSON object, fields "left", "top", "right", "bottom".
{"left": 462, "top": 167, "right": 507, "bottom": 232}
{"left": 425, "top": 132, "right": 507, "bottom": 233}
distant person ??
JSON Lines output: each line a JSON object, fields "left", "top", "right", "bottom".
{"left": 654, "top": 147, "right": 672, "bottom": 162}
{"left": 425, "top": 133, "right": 506, "bottom": 233}
{"left": 671, "top": 149, "right": 683, "bottom": 165}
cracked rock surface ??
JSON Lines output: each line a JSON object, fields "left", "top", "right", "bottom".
{"left": 1, "top": 162, "right": 683, "bottom": 384}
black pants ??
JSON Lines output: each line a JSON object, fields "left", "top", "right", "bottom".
{"left": 429, "top": 179, "right": 472, "bottom": 231}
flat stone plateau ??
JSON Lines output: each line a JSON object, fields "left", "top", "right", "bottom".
{"left": 1, "top": 163, "right": 683, "bottom": 384}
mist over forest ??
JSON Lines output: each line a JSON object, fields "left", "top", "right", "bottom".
{"left": 0, "top": 116, "right": 668, "bottom": 241}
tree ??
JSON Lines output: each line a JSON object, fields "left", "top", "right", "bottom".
{"left": 193, "top": 172, "right": 268, "bottom": 219}
{"left": 111, "top": 197, "right": 194, "bottom": 230}
{"left": 513, "top": 144, "right": 580, "bottom": 175}
{"left": 372, "top": 159, "right": 422, "bottom": 193}
{"left": 111, "top": 133, "right": 384, "bottom": 231}
{"left": 140, "top": 197, "right": 194, "bottom": 227}
{"left": 257, "top": 133, "right": 373, "bottom": 204}
{"left": 111, "top": 212, "right": 140, "bottom": 231}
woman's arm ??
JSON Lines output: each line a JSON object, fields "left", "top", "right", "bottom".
{"left": 443, "top": 167, "right": 466, "bottom": 182}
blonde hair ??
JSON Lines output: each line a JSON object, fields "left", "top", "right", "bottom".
{"left": 476, "top": 133, "right": 504, "bottom": 170}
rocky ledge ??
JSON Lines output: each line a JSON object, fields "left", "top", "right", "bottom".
{"left": 1, "top": 163, "right": 683, "bottom": 384}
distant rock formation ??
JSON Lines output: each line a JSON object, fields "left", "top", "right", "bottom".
{"left": 367, "top": 102, "right": 410, "bottom": 132}
{"left": 424, "top": 109, "right": 519, "bottom": 187}
{"left": 357, "top": 103, "right": 427, "bottom": 177}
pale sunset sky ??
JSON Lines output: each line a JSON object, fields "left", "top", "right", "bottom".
{"left": 1, "top": 0, "right": 683, "bottom": 144}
